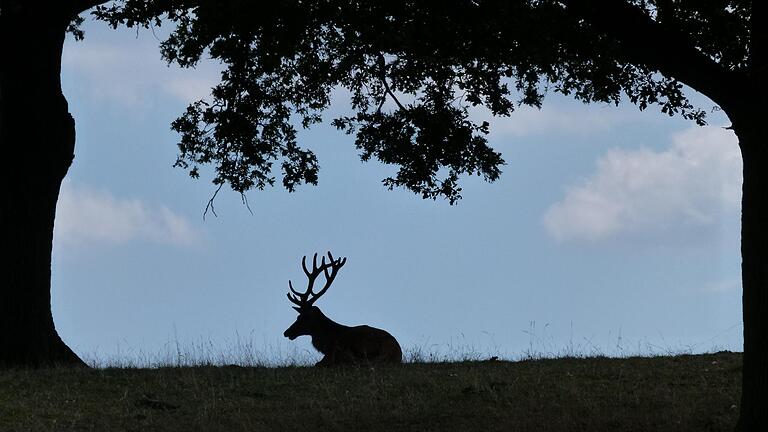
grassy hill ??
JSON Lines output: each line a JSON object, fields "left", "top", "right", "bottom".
{"left": 0, "top": 351, "right": 740, "bottom": 431}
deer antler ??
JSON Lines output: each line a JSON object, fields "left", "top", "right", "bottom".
{"left": 287, "top": 252, "right": 347, "bottom": 311}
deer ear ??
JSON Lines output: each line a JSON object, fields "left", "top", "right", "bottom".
{"left": 293, "top": 306, "right": 302, "bottom": 313}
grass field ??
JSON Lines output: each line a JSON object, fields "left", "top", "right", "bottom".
{"left": 0, "top": 351, "right": 740, "bottom": 431}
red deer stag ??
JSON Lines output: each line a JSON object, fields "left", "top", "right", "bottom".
{"left": 283, "top": 252, "right": 402, "bottom": 366}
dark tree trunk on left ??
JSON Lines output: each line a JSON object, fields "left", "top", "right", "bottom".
{"left": 0, "top": 1, "right": 85, "bottom": 367}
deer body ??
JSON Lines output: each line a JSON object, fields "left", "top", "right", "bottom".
{"left": 283, "top": 253, "right": 402, "bottom": 366}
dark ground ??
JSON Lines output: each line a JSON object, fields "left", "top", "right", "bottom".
{"left": 0, "top": 351, "right": 741, "bottom": 431}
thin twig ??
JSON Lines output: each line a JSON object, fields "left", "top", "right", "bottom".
{"left": 203, "top": 183, "right": 224, "bottom": 220}
{"left": 240, "top": 192, "right": 254, "bottom": 216}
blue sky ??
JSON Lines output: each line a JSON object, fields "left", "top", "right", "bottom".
{"left": 52, "top": 19, "right": 742, "bottom": 365}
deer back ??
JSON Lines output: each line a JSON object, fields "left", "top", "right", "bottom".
{"left": 319, "top": 325, "right": 402, "bottom": 365}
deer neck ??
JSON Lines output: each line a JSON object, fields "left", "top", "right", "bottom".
{"left": 310, "top": 314, "right": 350, "bottom": 355}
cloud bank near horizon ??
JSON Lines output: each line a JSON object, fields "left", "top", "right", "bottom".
{"left": 543, "top": 125, "right": 741, "bottom": 243}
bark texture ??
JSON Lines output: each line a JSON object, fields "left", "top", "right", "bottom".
{"left": 0, "top": 1, "right": 85, "bottom": 367}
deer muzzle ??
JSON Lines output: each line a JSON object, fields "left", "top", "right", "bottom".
{"left": 283, "top": 326, "right": 299, "bottom": 340}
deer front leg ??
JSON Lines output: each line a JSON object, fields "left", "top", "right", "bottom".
{"left": 315, "top": 351, "right": 336, "bottom": 367}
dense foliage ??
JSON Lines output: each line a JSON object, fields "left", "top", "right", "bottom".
{"left": 91, "top": 0, "right": 745, "bottom": 203}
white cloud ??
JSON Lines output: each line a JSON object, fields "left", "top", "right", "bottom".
{"left": 55, "top": 182, "right": 201, "bottom": 247}
{"left": 466, "top": 95, "right": 644, "bottom": 141}
{"left": 488, "top": 104, "right": 619, "bottom": 138}
{"left": 62, "top": 29, "right": 220, "bottom": 107}
{"left": 704, "top": 278, "right": 742, "bottom": 293}
{"left": 543, "top": 125, "right": 742, "bottom": 242}
{"left": 165, "top": 76, "right": 219, "bottom": 103}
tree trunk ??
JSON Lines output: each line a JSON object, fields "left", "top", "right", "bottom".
{"left": 0, "top": 3, "right": 85, "bottom": 367}
{"left": 734, "top": 117, "right": 768, "bottom": 430}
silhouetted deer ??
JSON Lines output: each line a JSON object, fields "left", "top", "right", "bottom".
{"left": 283, "top": 252, "right": 402, "bottom": 366}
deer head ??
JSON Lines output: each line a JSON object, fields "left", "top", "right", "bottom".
{"left": 283, "top": 252, "right": 347, "bottom": 340}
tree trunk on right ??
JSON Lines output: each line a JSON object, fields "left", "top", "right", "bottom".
{"left": 734, "top": 117, "right": 768, "bottom": 431}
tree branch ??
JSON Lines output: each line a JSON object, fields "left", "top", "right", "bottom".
{"left": 381, "top": 76, "right": 407, "bottom": 112}
{"left": 376, "top": 53, "right": 407, "bottom": 112}
{"left": 562, "top": 0, "right": 739, "bottom": 111}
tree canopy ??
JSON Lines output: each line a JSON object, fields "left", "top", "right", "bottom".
{"left": 88, "top": 0, "right": 742, "bottom": 204}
